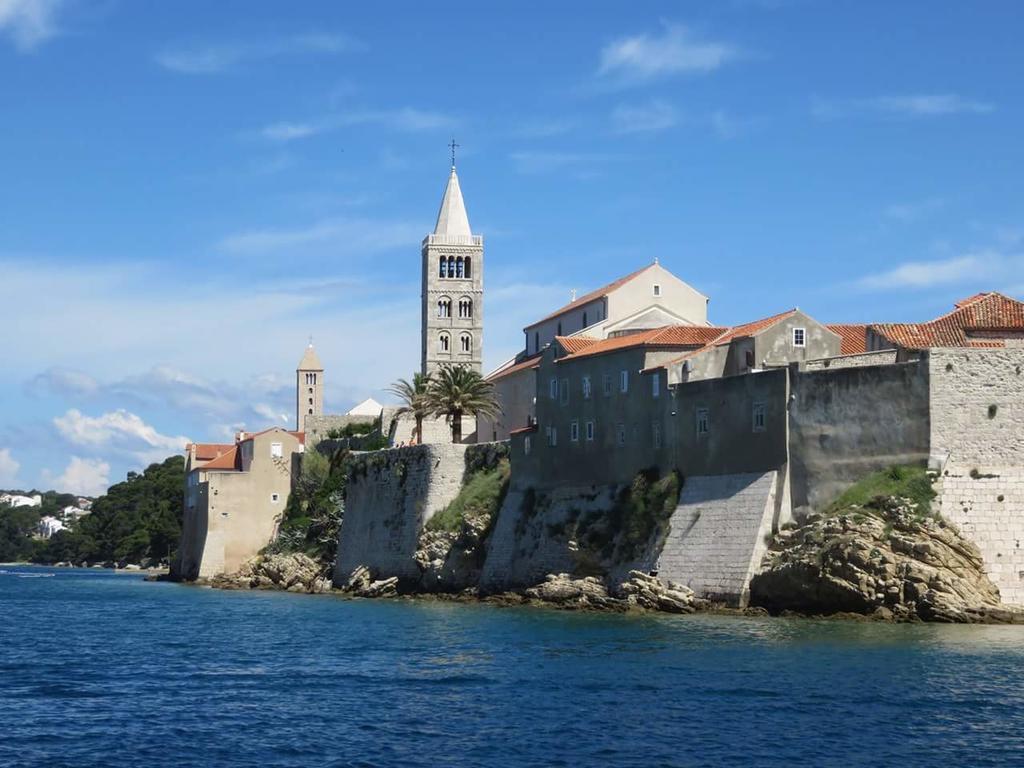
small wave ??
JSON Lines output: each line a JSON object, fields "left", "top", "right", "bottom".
{"left": 17, "top": 573, "right": 55, "bottom": 578}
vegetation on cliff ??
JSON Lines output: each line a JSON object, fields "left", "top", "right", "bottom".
{"left": 751, "top": 465, "right": 1020, "bottom": 623}
{"left": 425, "top": 458, "right": 510, "bottom": 533}
{"left": 33, "top": 456, "right": 184, "bottom": 566}
{"left": 266, "top": 448, "right": 348, "bottom": 565}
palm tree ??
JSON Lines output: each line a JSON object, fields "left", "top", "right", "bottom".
{"left": 427, "top": 364, "right": 501, "bottom": 443}
{"left": 387, "top": 372, "right": 432, "bottom": 444}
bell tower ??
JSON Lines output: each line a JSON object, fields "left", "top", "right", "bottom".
{"left": 296, "top": 341, "right": 323, "bottom": 433}
{"left": 421, "top": 149, "right": 484, "bottom": 376}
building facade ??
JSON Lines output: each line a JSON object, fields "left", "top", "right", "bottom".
{"left": 421, "top": 165, "right": 484, "bottom": 376}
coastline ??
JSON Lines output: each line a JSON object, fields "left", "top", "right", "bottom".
{"left": 2, "top": 562, "right": 169, "bottom": 576}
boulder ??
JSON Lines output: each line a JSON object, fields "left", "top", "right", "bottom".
{"left": 616, "top": 570, "right": 708, "bottom": 613}
{"left": 341, "top": 565, "right": 399, "bottom": 598}
{"left": 524, "top": 573, "right": 622, "bottom": 610}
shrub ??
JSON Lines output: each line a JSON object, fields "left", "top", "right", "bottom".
{"left": 426, "top": 459, "right": 511, "bottom": 533}
{"left": 826, "top": 464, "right": 936, "bottom": 518}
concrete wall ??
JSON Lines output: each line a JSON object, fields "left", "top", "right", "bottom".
{"left": 929, "top": 348, "right": 1024, "bottom": 604}
{"left": 657, "top": 472, "right": 780, "bottom": 606}
{"left": 803, "top": 350, "right": 899, "bottom": 371}
{"left": 788, "top": 361, "right": 931, "bottom": 513}
{"left": 525, "top": 297, "right": 606, "bottom": 356}
{"left": 753, "top": 311, "right": 841, "bottom": 372}
{"left": 605, "top": 263, "right": 708, "bottom": 331}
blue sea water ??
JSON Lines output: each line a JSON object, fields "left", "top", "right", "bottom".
{"left": 2, "top": 567, "right": 1024, "bottom": 767}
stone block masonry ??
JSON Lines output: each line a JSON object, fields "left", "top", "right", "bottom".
{"left": 657, "top": 472, "right": 779, "bottom": 607}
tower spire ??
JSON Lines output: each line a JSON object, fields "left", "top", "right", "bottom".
{"left": 449, "top": 138, "right": 460, "bottom": 169}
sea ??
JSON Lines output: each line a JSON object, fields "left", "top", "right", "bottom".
{"left": 2, "top": 565, "right": 1024, "bottom": 767}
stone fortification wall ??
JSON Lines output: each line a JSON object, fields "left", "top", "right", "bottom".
{"left": 802, "top": 350, "right": 899, "bottom": 371}
{"left": 333, "top": 442, "right": 505, "bottom": 587}
{"left": 387, "top": 412, "right": 477, "bottom": 446}
{"left": 656, "top": 472, "right": 780, "bottom": 606}
{"left": 929, "top": 348, "right": 1024, "bottom": 604}
{"left": 304, "top": 414, "right": 377, "bottom": 447}
{"left": 788, "top": 360, "right": 930, "bottom": 514}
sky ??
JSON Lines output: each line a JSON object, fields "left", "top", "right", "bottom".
{"left": 1, "top": 0, "right": 1022, "bottom": 495}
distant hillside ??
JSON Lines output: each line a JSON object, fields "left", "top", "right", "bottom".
{"left": 0, "top": 456, "right": 185, "bottom": 567}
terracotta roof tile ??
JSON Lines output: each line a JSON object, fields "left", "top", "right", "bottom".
{"left": 555, "top": 335, "right": 601, "bottom": 354}
{"left": 486, "top": 354, "right": 542, "bottom": 382}
{"left": 189, "top": 443, "right": 235, "bottom": 461}
{"left": 873, "top": 292, "right": 1024, "bottom": 350}
{"left": 525, "top": 263, "right": 657, "bottom": 329}
{"left": 556, "top": 325, "right": 726, "bottom": 362}
{"left": 826, "top": 324, "right": 870, "bottom": 355}
{"left": 199, "top": 446, "right": 239, "bottom": 471}
{"left": 711, "top": 309, "right": 797, "bottom": 347}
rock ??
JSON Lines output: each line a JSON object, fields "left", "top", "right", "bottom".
{"left": 616, "top": 571, "right": 707, "bottom": 613}
{"left": 341, "top": 565, "right": 398, "bottom": 598}
{"left": 524, "top": 573, "right": 621, "bottom": 610}
{"left": 750, "top": 495, "right": 1022, "bottom": 623}
{"left": 211, "top": 552, "right": 327, "bottom": 593}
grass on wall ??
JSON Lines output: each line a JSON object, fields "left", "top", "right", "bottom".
{"left": 826, "top": 465, "right": 936, "bottom": 518}
{"left": 426, "top": 459, "right": 511, "bottom": 534}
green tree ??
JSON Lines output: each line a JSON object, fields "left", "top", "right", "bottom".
{"left": 427, "top": 364, "right": 501, "bottom": 443}
{"left": 388, "top": 372, "right": 433, "bottom": 444}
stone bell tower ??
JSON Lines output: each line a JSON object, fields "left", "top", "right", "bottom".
{"left": 421, "top": 154, "right": 483, "bottom": 376}
{"left": 296, "top": 342, "right": 323, "bottom": 433}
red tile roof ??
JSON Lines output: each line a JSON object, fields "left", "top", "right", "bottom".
{"left": 525, "top": 263, "right": 657, "bottom": 329}
{"left": 556, "top": 325, "right": 726, "bottom": 362}
{"left": 872, "top": 292, "right": 1024, "bottom": 350}
{"left": 486, "top": 354, "right": 542, "bottom": 382}
{"left": 189, "top": 443, "right": 235, "bottom": 461}
{"left": 199, "top": 446, "right": 240, "bottom": 471}
{"left": 555, "top": 335, "right": 600, "bottom": 354}
{"left": 711, "top": 309, "right": 798, "bottom": 347}
{"left": 826, "top": 324, "right": 870, "bottom": 355}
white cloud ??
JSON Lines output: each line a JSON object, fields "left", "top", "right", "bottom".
{"left": 884, "top": 198, "right": 945, "bottom": 222}
{"left": 256, "top": 107, "right": 455, "bottom": 143}
{"left": 54, "top": 409, "right": 189, "bottom": 465}
{"left": 611, "top": 100, "right": 679, "bottom": 134}
{"left": 599, "top": 23, "right": 738, "bottom": 84}
{"left": 0, "top": 0, "right": 60, "bottom": 50}
{"left": 261, "top": 122, "right": 321, "bottom": 142}
{"left": 217, "top": 216, "right": 422, "bottom": 256}
{"left": 813, "top": 94, "right": 994, "bottom": 120}
{"left": 156, "top": 33, "right": 360, "bottom": 74}
{"left": 48, "top": 456, "right": 110, "bottom": 497}
{"left": 856, "top": 250, "right": 1024, "bottom": 291}
{"left": 0, "top": 448, "right": 20, "bottom": 486}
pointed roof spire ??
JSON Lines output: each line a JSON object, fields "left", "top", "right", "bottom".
{"left": 433, "top": 164, "right": 472, "bottom": 238}
{"left": 297, "top": 340, "right": 323, "bottom": 371}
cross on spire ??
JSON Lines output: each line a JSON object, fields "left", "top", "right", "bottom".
{"left": 449, "top": 138, "right": 460, "bottom": 169}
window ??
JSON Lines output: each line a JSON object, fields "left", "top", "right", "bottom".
{"left": 616, "top": 423, "right": 626, "bottom": 447}
{"left": 753, "top": 402, "right": 767, "bottom": 433}
{"left": 439, "top": 256, "right": 446, "bottom": 278}
{"left": 582, "top": 375, "right": 592, "bottom": 399}
{"left": 745, "top": 350, "right": 755, "bottom": 370}
{"left": 458, "top": 298, "right": 472, "bottom": 318}
{"left": 534, "top": 332, "right": 539, "bottom": 354}
{"left": 653, "top": 283, "right": 662, "bottom": 297}
{"left": 557, "top": 321, "right": 562, "bottom": 335}
{"left": 308, "top": 387, "right": 313, "bottom": 394}
{"left": 546, "top": 426, "right": 558, "bottom": 447}
{"left": 583, "top": 311, "right": 588, "bottom": 328}
{"left": 549, "top": 378, "right": 558, "bottom": 400}
{"left": 439, "top": 333, "right": 450, "bottom": 353}
{"left": 464, "top": 257, "right": 472, "bottom": 278}
{"left": 620, "top": 370, "right": 629, "bottom": 393}
{"left": 461, "top": 334, "right": 472, "bottom": 353}
{"left": 308, "top": 408, "right": 313, "bottom": 415}
{"left": 438, "top": 299, "right": 451, "bottom": 318}
{"left": 793, "top": 327, "right": 806, "bottom": 347}
{"left": 524, "top": 435, "right": 532, "bottom": 455}
{"left": 570, "top": 420, "right": 579, "bottom": 442}
{"left": 271, "top": 493, "right": 280, "bottom": 503}
{"left": 696, "top": 408, "right": 710, "bottom": 436}
{"left": 447, "top": 256, "right": 456, "bottom": 278}
{"left": 308, "top": 397, "right": 313, "bottom": 405}
{"left": 603, "top": 374, "right": 613, "bottom": 397}
{"left": 559, "top": 378, "right": 569, "bottom": 405}
{"left": 651, "top": 374, "right": 660, "bottom": 398}
{"left": 652, "top": 421, "right": 662, "bottom": 449}
{"left": 456, "top": 256, "right": 464, "bottom": 278}
{"left": 585, "top": 420, "right": 595, "bottom": 441}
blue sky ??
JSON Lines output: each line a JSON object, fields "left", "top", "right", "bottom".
{"left": 1, "top": 0, "right": 1022, "bottom": 495}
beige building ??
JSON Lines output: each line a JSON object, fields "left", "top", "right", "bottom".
{"left": 480, "top": 261, "right": 711, "bottom": 441}
{"left": 174, "top": 427, "right": 304, "bottom": 580}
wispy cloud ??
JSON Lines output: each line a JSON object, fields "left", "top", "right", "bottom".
{"left": 813, "top": 93, "right": 994, "bottom": 120}
{"left": 257, "top": 107, "right": 455, "bottom": 142}
{"left": 0, "top": 448, "right": 20, "bottom": 486}
{"left": 856, "top": 250, "right": 1023, "bottom": 291}
{"left": 598, "top": 23, "right": 738, "bottom": 85}
{"left": 611, "top": 100, "right": 679, "bottom": 134}
{"left": 0, "top": 0, "right": 61, "bottom": 50}
{"left": 512, "top": 118, "right": 575, "bottom": 139}
{"left": 44, "top": 457, "right": 110, "bottom": 497}
{"left": 156, "top": 32, "right": 361, "bottom": 74}
{"left": 884, "top": 198, "right": 945, "bottom": 222}
{"left": 54, "top": 408, "right": 189, "bottom": 459}
{"left": 509, "top": 150, "right": 604, "bottom": 177}
{"left": 217, "top": 216, "right": 422, "bottom": 256}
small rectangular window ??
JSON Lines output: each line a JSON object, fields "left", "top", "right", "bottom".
{"left": 793, "top": 327, "right": 806, "bottom": 347}
{"left": 546, "top": 426, "right": 558, "bottom": 447}
{"left": 651, "top": 375, "right": 660, "bottom": 398}
{"left": 559, "top": 378, "right": 569, "bottom": 405}
{"left": 620, "top": 370, "right": 629, "bottom": 393}
{"left": 653, "top": 284, "right": 662, "bottom": 297}
{"left": 652, "top": 421, "right": 662, "bottom": 449}
{"left": 549, "top": 378, "right": 558, "bottom": 400}
{"left": 696, "top": 408, "right": 710, "bottom": 436}
{"left": 585, "top": 421, "right": 595, "bottom": 441}
{"left": 570, "top": 420, "right": 579, "bottom": 442}
{"left": 582, "top": 375, "right": 591, "bottom": 399}
{"left": 271, "top": 493, "right": 280, "bottom": 503}
{"left": 603, "top": 374, "right": 613, "bottom": 397}
{"left": 270, "top": 442, "right": 283, "bottom": 458}
{"left": 753, "top": 402, "right": 766, "bottom": 433}
{"left": 616, "top": 423, "right": 626, "bottom": 447}
{"left": 524, "top": 436, "right": 532, "bottom": 455}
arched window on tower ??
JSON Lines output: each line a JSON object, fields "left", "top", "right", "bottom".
{"left": 438, "top": 298, "right": 451, "bottom": 318}
{"left": 439, "top": 256, "right": 446, "bottom": 278}
{"left": 461, "top": 334, "right": 472, "bottom": 353}
{"left": 464, "top": 257, "right": 472, "bottom": 279}
{"left": 456, "top": 256, "right": 464, "bottom": 278}
{"left": 458, "top": 298, "right": 472, "bottom": 318}
{"left": 439, "top": 333, "right": 450, "bottom": 353}
{"left": 447, "top": 256, "right": 455, "bottom": 278}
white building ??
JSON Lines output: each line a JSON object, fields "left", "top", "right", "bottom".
{"left": 37, "top": 516, "right": 66, "bottom": 539}
{"left": 1, "top": 493, "right": 42, "bottom": 508}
